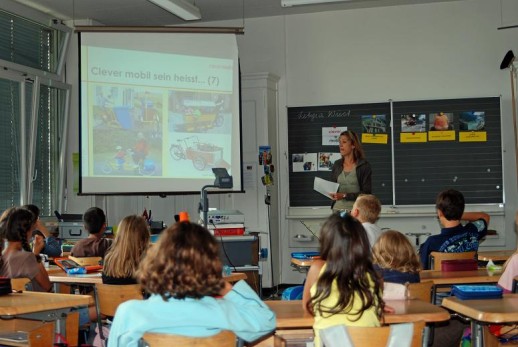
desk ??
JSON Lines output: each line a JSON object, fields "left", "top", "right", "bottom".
{"left": 259, "top": 299, "right": 449, "bottom": 347}
{"left": 265, "top": 299, "right": 450, "bottom": 329}
{"left": 420, "top": 269, "right": 500, "bottom": 286}
{"left": 290, "top": 258, "right": 313, "bottom": 273}
{"left": 442, "top": 294, "right": 518, "bottom": 347}
{"left": 0, "top": 292, "right": 90, "bottom": 346}
{"left": 49, "top": 271, "right": 247, "bottom": 287}
{"left": 477, "top": 250, "right": 515, "bottom": 263}
{"left": 421, "top": 269, "right": 500, "bottom": 303}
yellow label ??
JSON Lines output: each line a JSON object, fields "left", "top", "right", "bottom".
{"left": 428, "top": 130, "right": 456, "bottom": 141}
{"left": 400, "top": 132, "right": 427, "bottom": 143}
{"left": 362, "top": 133, "right": 388, "bottom": 144}
{"left": 459, "top": 131, "right": 487, "bottom": 142}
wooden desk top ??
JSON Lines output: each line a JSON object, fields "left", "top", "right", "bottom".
{"left": 420, "top": 269, "right": 500, "bottom": 285}
{"left": 49, "top": 270, "right": 246, "bottom": 285}
{"left": 265, "top": 299, "right": 449, "bottom": 329}
{"left": 0, "top": 292, "right": 90, "bottom": 316}
{"left": 442, "top": 294, "right": 518, "bottom": 323}
{"left": 477, "top": 250, "right": 515, "bottom": 262}
{"left": 49, "top": 271, "right": 103, "bottom": 284}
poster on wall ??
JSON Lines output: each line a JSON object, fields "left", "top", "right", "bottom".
{"left": 322, "top": 126, "right": 348, "bottom": 146}
{"left": 318, "top": 152, "right": 341, "bottom": 171}
{"left": 400, "top": 114, "right": 427, "bottom": 143}
{"left": 459, "top": 111, "right": 487, "bottom": 142}
{"left": 292, "top": 153, "right": 318, "bottom": 172}
{"left": 361, "top": 115, "right": 388, "bottom": 144}
{"left": 428, "top": 112, "right": 455, "bottom": 141}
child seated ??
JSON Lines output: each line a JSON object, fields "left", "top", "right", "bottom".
{"left": 301, "top": 212, "right": 385, "bottom": 347}
{"left": 108, "top": 221, "right": 276, "bottom": 347}
{"left": 372, "top": 230, "right": 421, "bottom": 284}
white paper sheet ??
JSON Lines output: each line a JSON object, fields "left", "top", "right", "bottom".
{"left": 313, "top": 177, "right": 339, "bottom": 199}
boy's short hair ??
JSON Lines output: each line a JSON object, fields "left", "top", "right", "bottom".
{"left": 83, "top": 207, "right": 106, "bottom": 234}
{"left": 435, "top": 189, "right": 465, "bottom": 221}
{"left": 354, "top": 194, "right": 381, "bottom": 223}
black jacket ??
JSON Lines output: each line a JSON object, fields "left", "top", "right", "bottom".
{"left": 330, "top": 158, "right": 372, "bottom": 202}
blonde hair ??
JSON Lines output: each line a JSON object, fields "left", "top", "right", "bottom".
{"left": 103, "top": 215, "right": 150, "bottom": 278}
{"left": 372, "top": 230, "right": 421, "bottom": 273}
{"left": 354, "top": 194, "right": 381, "bottom": 223}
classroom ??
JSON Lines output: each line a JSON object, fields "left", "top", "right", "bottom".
{"left": 1, "top": 0, "right": 518, "bottom": 346}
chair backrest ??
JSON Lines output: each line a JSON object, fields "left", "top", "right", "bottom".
{"left": 142, "top": 330, "right": 237, "bottom": 347}
{"left": 406, "top": 281, "right": 434, "bottom": 302}
{"left": 94, "top": 283, "right": 143, "bottom": 317}
{"left": 429, "top": 251, "right": 477, "bottom": 270}
{"left": 11, "top": 277, "right": 31, "bottom": 292}
{"left": 321, "top": 321, "right": 425, "bottom": 347}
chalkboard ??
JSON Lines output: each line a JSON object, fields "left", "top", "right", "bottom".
{"left": 287, "top": 97, "right": 502, "bottom": 207}
{"left": 288, "top": 102, "right": 393, "bottom": 207}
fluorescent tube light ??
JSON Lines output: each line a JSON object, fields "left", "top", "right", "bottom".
{"left": 147, "top": 0, "right": 201, "bottom": 21}
{"left": 282, "top": 0, "right": 352, "bottom": 7}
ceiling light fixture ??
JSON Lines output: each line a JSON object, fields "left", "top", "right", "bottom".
{"left": 147, "top": 0, "right": 201, "bottom": 21}
{"left": 281, "top": 0, "right": 352, "bottom": 7}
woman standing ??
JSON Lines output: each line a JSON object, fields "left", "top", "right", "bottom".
{"left": 330, "top": 130, "right": 372, "bottom": 211}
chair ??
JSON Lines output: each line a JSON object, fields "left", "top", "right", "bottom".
{"left": 142, "top": 330, "right": 237, "bottom": 347}
{"left": 94, "top": 283, "right": 144, "bottom": 346}
{"left": 320, "top": 321, "right": 425, "bottom": 347}
{"left": 11, "top": 277, "right": 31, "bottom": 292}
{"left": 429, "top": 251, "right": 477, "bottom": 270}
{"left": 406, "top": 281, "right": 434, "bottom": 302}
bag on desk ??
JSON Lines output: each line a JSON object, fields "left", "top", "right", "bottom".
{"left": 441, "top": 259, "right": 478, "bottom": 272}
{"left": 0, "top": 277, "right": 11, "bottom": 295}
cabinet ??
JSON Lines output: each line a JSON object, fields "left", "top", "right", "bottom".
{"left": 217, "top": 235, "right": 260, "bottom": 293}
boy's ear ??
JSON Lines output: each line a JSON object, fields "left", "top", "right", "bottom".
{"left": 350, "top": 207, "right": 359, "bottom": 218}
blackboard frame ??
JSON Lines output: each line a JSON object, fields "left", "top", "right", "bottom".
{"left": 287, "top": 97, "right": 502, "bottom": 207}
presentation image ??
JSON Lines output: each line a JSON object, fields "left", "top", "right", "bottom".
{"left": 459, "top": 111, "right": 485, "bottom": 131}
{"left": 79, "top": 32, "right": 242, "bottom": 194}
{"left": 401, "top": 114, "right": 427, "bottom": 132}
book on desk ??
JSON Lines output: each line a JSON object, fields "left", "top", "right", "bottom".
{"left": 54, "top": 257, "right": 102, "bottom": 274}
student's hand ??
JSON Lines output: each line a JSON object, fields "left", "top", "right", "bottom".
{"left": 32, "top": 234, "right": 45, "bottom": 255}
{"left": 219, "top": 281, "right": 233, "bottom": 296}
{"left": 383, "top": 304, "right": 396, "bottom": 314}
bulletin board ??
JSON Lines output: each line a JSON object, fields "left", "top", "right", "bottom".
{"left": 287, "top": 97, "right": 502, "bottom": 207}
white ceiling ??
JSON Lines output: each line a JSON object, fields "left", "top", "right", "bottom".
{"left": 11, "top": 0, "right": 461, "bottom": 27}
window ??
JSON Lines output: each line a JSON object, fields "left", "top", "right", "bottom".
{"left": 0, "top": 9, "right": 70, "bottom": 214}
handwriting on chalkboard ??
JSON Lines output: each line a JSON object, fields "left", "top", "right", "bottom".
{"left": 297, "top": 110, "right": 351, "bottom": 121}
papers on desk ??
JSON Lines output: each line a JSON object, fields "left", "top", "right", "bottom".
{"left": 313, "top": 177, "right": 339, "bottom": 199}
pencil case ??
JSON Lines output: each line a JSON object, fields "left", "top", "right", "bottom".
{"left": 451, "top": 285, "right": 503, "bottom": 300}
{"left": 441, "top": 259, "right": 478, "bottom": 272}
{"left": 291, "top": 251, "right": 320, "bottom": 260}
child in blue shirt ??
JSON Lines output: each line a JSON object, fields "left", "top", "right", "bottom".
{"left": 108, "top": 221, "right": 275, "bottom": 347}
{"left": 419, "top": 189, "right": 489, "bottom": 270}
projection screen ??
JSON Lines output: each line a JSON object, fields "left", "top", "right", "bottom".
{"left": 79, "top": 32, "right": 242, "bottom": 194}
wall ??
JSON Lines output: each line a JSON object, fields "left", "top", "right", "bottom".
{"left": 232, "top": 0, "right": 518, "bottom": 283}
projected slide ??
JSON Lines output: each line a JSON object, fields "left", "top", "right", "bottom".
{"left": 79, "top": 32, "right": 241, "bottom": 194}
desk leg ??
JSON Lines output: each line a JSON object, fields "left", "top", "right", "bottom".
{"left": 422, "top": 326, "right": 430, "bottom": 347}
{"left": 66, "top": 311, "right": 79, "bottom": 347}
{"left": 471, "top": 321, "right": 483, "bottom": 347}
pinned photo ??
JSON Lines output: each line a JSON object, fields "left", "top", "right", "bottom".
{"left": 429, "top": 112, "right": 453, "bottom": 131}
{"left": 401, "top": 114, "right": 426, "bottom": 132}
{"left": 362, "top": 115, "right": 387, "bottom": 134}
{"left": 459, "top": 112, "right": 485, "bottom": 131}
{"left": 292, "top": 153, "right": 317, "bottom": 172}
